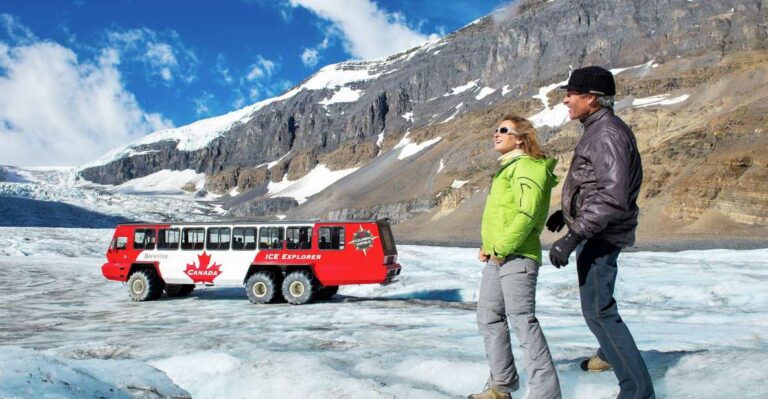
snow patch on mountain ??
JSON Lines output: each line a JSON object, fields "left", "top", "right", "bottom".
{"left": 451, "top": 180, "right": 469, "bottom": 189}
{"left": 611, "top": 59, "right": 656, "bottom": 76}
{"left": 266, "top": 164, "right": 359, "bottom": 204}
{"left": 109, "top": 169, "right": 205, "bottom": 196}
{"left": 528, "top": 79, "right": 570, "bottom": 128}
{"left": 319, "top": 87, "right": 364, "bottom": 106}
{"left": 299, "top": 63, "right": 382, "bottom": 91}
{"left": 445, "top": 80, "right": 479, "bottom": 97}
{"left": 632, "top": 94, "right": 690, "bottom": 108}
{"left": 442, "top": 103, "right": 465, "bottom": 124}
{"left": 475, "top": 87, "right": 496, "bottom": 100}
{"left": 396, "top": 136, "right": 443, "bottom": 160}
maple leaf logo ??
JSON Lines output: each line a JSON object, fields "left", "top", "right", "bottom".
{"left": 184, "top": 251, "right": 222, "bottom": 283}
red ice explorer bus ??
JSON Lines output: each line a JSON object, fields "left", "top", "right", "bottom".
{"left": 102, "top": 219, "right": 401, "bottom": 305}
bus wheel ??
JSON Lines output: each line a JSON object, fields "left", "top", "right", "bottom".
{"left": 316, "top": 286, "right": 339, "bottom": 300}
{"left": 246, "top": 272, "right": 277, "bottom": 304}
{"left": 127, "top": 269, "right": 165, "bottom": 301}
{"left": 165, "top": 284, "right": 195, "bottom": 297}
{"left": 281, "top": 271, "right": 314, "bottom": 305}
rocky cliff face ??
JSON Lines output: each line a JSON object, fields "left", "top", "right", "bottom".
{"left": 79, "top": 0, "right": 768, "bottom": 245}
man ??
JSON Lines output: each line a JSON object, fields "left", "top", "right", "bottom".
{"left": 546, "top": 66, "right": 655, "bottom": 398}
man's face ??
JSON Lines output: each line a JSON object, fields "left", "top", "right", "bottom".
{"left": 563, "top": 90, "right": 596, "bottom": 120}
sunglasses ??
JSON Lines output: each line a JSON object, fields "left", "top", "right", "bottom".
{"left": 493, "top": 127, "right": 520, "bottom": 135}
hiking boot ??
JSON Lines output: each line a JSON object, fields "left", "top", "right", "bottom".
{"left": 580, "top": 355, "right": 612, "bottom": 372}
{"left": 467, "top": 386, "right": 512, "bottom": 399}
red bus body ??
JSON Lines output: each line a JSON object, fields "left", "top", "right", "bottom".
{"left": 102, "top": 219, "right": 401, "bottom": 292}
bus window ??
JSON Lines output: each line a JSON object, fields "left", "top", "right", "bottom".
{"left": 111, "top": 236, "right": 128, "bottom": 250}
{"left": 182, "top": 228, "right": 205, "bottom": 250}
{"left": 207, "top": 227, "right": 231, "bottom": 250}
{"left": 158, "top": 228, "right": 180, "bottom": 250}
{"left": 259, "top": 227, "right": 284, "bottom": 249}
{"left": 318, "top": 227, "right": 345, "bottom": 250}
{"left": 133, "top": 229, "right": 156, "bottom": 250}
{"left": 233, "top": 227, "right": 257, "bottom": 250}
{"left": 286, "top": 226, "right": 312, "bottom": 250}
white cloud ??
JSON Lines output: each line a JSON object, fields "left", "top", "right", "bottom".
{"left": 0, "top": 13, "right": 36, "bottom": 43}
{"left": 0, "top": 39, "right": 172, "bottom": 167}
{"left": 301, "top": 34, "right": 331, "bottom": 68}
{"left": 105, "top": 28, "right": 197, "bottom": 84}
{"left": 246, "top": 55, "right": 276, "bottom": 81}
{"left": 145, "top": 42, "right": 177, "bottom": 82}
{"left": 215, "top": 53, "right": 234, "bottom": 85}
{"left": 288, "top": 0, "right": 440, "bottom": 60}
{"left": 301, "top": 48, "right": 319, "bottom": 67}
{"left": 246, "top": 65, "right": 264, "bottom": 81}
{"left": 194, "top": 92, "right": 215, "bottom": 116}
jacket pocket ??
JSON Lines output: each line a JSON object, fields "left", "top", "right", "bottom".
{"left": 569, "top": 186, "right": 581, "bottom": 217}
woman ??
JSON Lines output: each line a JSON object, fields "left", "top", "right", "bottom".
{"left": 469, "top": 115, "right": 561, "bottom": 399}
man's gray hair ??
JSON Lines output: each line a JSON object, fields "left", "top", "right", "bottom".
{"left": 596, "top": 95, "right": 615, "bottom": 109}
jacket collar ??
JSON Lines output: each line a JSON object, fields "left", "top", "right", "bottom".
{"left": 581, "top": 107, "right": 612, "bottom": 130}
{"left": 498, "top": 149, "right": 526, "bottom": 165}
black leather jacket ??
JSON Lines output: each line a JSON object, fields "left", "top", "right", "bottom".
{"left": 561, "top": 108, "right": 643, "bottom": 248}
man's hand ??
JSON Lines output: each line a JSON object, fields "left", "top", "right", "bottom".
{"left": 549, "top": 231, "right": 583, "bottom": 268}
{"left": 546, "top": 210, "right": 566, "bottom": 233}
{"left": 478, "top": 247, "right": 491, "bottom": 263}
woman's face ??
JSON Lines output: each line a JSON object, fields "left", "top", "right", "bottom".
{"left": 493, "top": 120, "right": 524, "bottom": 154}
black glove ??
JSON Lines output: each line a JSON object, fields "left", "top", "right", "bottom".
{"left": 546, "top": 210, "right": 566, "bottom": 233}
{"left": 549, "top": 231, "right": 583, "bottom": 268}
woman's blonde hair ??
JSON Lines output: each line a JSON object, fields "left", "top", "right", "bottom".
{"left": 501, "top": 114, "right": 546, "bottom": 159}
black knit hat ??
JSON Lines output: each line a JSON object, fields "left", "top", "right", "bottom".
{"left": 561, "top": 66, "right": 616, "bottom": 96}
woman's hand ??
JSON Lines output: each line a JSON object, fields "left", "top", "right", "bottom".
{"left": 478, "top": 247, "right": 491, "bottom": 263}
{"left": 489, "top": 255, "right": 505, "bottom": 265}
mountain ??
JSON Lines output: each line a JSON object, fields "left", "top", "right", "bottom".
{"left": 75, "top": 0, "right": 768, "bottom": 247}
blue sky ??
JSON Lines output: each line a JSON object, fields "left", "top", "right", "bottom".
{"left": 0, "top": 0, "right": 506, "bottom": 166}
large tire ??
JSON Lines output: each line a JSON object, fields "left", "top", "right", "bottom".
{"left": 246, "top": 272, "right": 278, "bottom": 304}
{"left": 316, "top": 285, "right": 339, "bottom": 300}
{"left": 127, "top": 269, "right": 165, "bottom": 301}
{"left": 281, "top": 271, "right": 315, "bottom": 305}
{"left": 165, "top": 284, "right": 195, "bottom": 297}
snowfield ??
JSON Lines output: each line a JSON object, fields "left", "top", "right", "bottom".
{"left": 0, "top": 228, "right": 767, "bottom": 398}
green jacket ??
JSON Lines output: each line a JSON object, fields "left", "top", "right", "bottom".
{"left": 481, "top": 152, "right": 559, "bottom": 265}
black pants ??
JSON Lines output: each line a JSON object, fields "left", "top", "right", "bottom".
{"left": 577, "top": 239, "right": 655, "bottom": 399}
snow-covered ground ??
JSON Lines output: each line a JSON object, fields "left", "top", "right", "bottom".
{"left": 1, "top": 227, "right": 767, "bottom": 398}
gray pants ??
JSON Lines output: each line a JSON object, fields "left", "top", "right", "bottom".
{"left": 477, "top": 256, "right": 561, "bottom": 399}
